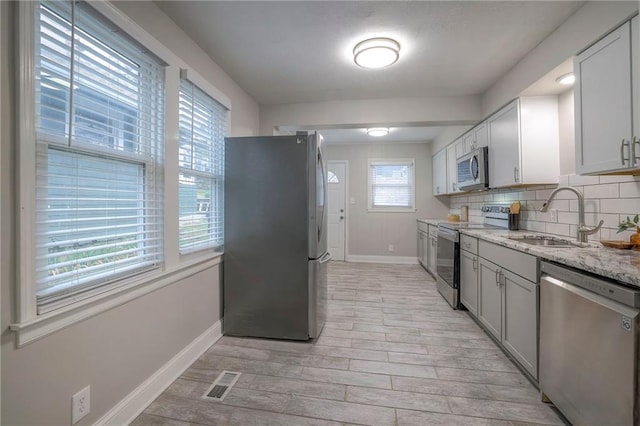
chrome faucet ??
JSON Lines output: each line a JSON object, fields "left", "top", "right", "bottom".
{"left": 539, "top": 186, "right": 604, "bottom": 243}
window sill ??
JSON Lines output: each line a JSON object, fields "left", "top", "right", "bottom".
{"left": 367, "top": 208, "right": 417, "bottom": 213}
{"left": 9, "top": 253, "right": 223, "bottom": 347}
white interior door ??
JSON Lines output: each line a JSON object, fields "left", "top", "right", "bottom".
{"left": 327, "top": 161, "right": 346, "bottom": 261}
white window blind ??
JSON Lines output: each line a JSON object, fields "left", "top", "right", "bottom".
{"left": 34, "top": 0, "right": 165, "bottom": 311}
{"left": 369, "top": 160, "right": 415, "bottom": 209}
{"left": 178, "top": 78, "right": 227, "bottom": 252}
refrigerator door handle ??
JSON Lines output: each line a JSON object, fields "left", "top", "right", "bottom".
{"left": 319, "top": 251, "right": 333, "bottom": 264}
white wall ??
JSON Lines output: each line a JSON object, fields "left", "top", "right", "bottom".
{"left": 431, "top": 125, "right": 473, "bottom": 154}
{"left": 481, "top": 1, "right": 639, "bottom": 115}
{"left": 326, "top": 142, "right": 449, "bottom": 260}
{"left": 113, "top": 1, "right": 259, "bottom": 137}
{"left": 260, "top": 96, "right": 481, "bottom": 135}
{"left": 1, "top": 2, "right": 259, "bottom": 424}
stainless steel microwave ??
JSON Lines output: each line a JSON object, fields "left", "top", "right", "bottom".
{"left": 457, "top": 146, "right": 489, "bottom": 191}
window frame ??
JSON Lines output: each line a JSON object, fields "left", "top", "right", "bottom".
{"left": 367, "top": 158, "right": 416, "bottom": 213}
{"left": 13, "top": 0, "right": 231, "bottom": 346}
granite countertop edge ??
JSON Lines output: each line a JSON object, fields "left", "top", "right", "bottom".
{"left": 459, "top": 228, "right": 640, "bottom": 288}
{"left": 417, "top": 218, "right": 447, "bottom": 225}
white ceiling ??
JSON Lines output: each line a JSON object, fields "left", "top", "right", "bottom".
{"left": 156, "top": 1, "right": 584, "bottom": 142}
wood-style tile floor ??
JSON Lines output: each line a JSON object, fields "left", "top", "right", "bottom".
{"left": 132, "top": 262, "right": 564, "bottom": 425}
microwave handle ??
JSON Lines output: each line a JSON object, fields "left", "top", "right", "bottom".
{"left": 470, "top": 155, "right": 479, "bottom": 180}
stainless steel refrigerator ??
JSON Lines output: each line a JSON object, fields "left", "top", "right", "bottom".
{"left": 223, "top": 132, "right": 330, "bottom": 340}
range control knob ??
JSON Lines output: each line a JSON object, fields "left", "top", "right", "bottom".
{"left": 500, "top": 207, "right": 510, "bottom": 213}
{"left": 481, "top": 206, "right": 489, "bottom": 212}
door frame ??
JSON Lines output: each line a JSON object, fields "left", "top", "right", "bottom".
{"left": 327, "top": 160, "right": 349, "bottom": 261}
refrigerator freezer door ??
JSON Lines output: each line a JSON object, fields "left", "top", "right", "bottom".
{"left": 224, "top": 135, "right": 311, "bottom": 340}
{"left": 308, "top": 251, "right": 331, "bottom": 338}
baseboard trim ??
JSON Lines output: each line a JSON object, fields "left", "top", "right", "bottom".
{"left": 345, "top": 255, "right": 418, "bottom": 265}
{"left": 95, "top": 320, "right": 222, "bottom": 426}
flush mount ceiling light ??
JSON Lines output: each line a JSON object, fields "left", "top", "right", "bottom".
{"left": 353, "top": 37, "right": 400, "bottom": 69}
{"left": 556, "top": 73, "right": 575, "bottom": 85}
{"left": 366, "top": 127, "right": 390, "bottom": 137}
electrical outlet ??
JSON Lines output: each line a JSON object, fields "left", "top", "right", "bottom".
{"left": 388, "top": 244, "right": 394, "bottom": 252}
{"left": 72, "top": 386, "right": 90, "bottom": 424}
{"left": 551, "top": 209, "right": 558, "bottom": 221}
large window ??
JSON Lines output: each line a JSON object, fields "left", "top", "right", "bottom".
{"left": 368, "top": 159, "right": 415, "bottom": 211}
{"left": 178, "top": 78, "right": 227, "bottom": 252}
{"left": 33, "top": 1, "right": 165, "bottom": 312}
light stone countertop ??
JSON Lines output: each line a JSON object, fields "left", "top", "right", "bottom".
{"left": 417, "top": 218, "right": 450, "bottom": 226}
{"left": 460, "top": 228, "right": 640, "bottom": 288}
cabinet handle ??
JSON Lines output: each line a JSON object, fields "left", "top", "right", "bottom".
{"left": 621, "top": 139, "right": 630, "bottom": 166}
{"left": 495, "top": 268, "right": 500, "bottom": 286}
{"left": 513, "top": 167, "right": 519, "bottom": 183}
{"left": 453, "top": 182, "right": 457, "bottom": 191}
{"left": 472, "top": 257, "right": 477, "bottom": 271}
{"left": 633, "top": 136, "right": 640, "bottom": 165}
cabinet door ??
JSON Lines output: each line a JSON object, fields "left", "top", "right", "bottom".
{"left": 575, "top": 21, "right": 634, "bottom": 174}
{"left": 421, "top": 232, "right": 430, "bottom": 266}
{"left": 427, "top": 235, "right": 437, "bottom": 275}
{"left": 460, "top": 250, "right": 478, "bottom": 317}
{"left": 502, "top": 269, "right": 538, "bottom": 379}
{"left": 478, "top": 258, "right": 502, "bottom": 340}
{"left": 462, "top": 132, "right": 474, "bottom": 151}
{"left": 433, "top": 150, "right": 447, "bottom": 195}
{"left": 446, "top": 143, "right": 458, "bottom": 193}
{"left": 488, "top": 100, "right": 520, "bottom": 188}
{"left": 474, "top": 121, "right": 488, "bottom": 148}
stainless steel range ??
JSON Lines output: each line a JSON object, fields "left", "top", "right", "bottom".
{"left": 436, "top": 204, "right": 510, "bottom": 309}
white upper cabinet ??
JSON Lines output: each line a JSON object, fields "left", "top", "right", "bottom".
{"left": 447, "top": 143, "right": 458, "bottom": 193}
{"left": 462, "top": 131, "right": 474, "bottom": 152}
{"left": 446, "top": 138, "right": 465, "bottom": 194}
{"left": 575, "top": 16, "right": 639, "bottom": 174}
{"left": 433, "top": 149, "right": 447, "bottom": 196}
{"left": 462, "top": 121, "right": 488, "bottom": 152}
{"left": 488, "top": 101, "right": 521, "bottom": 188}
{"left": 474, "top": 121, "right": 489, "bottom": 148}
{"left": 488, "top": 97, "right": 559, "bottom": 188}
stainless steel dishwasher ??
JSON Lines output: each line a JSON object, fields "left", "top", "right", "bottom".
{"left": 540, "top": 261, "right": 640, "bottom": 425}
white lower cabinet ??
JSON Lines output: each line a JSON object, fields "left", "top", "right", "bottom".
{"left": 477, "top": 241, "right": 539, "bottom": 380}
{"left": 418, "top": 231, "right": 429, "bottom": 266}
{"left": 427, "top": 231, "right": 437, "bottom": 276}
{"left": 459, "top": 235, "right": 479, "bottom": 316}
{"left": 502, "top": 268, "right": 538, "bottom": 378}
{"left": 478, "top": 258, "right": 502, "bottom": 339}
{"left": 459, "top": 249, "right": 478, "bottom": 316}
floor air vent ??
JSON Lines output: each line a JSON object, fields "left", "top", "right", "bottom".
{"left": 203, "top": 370, "right": 241, "bottom": 401}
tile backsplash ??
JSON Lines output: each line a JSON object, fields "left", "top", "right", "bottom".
{"left": 449, "top": 174, "right": 640, "bottom": 242}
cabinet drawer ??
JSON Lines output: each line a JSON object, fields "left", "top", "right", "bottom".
{"left": 417, "top": 221, "right": 428, "bottom": 233}
{"left": 460, "top": 234, "right": 478, "bottom": 254}
{"left": 479, "top": 240, "right": 538, "bottom": 283}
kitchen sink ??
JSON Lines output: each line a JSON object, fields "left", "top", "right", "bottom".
{"left": 507, "top": 236, "right": 581, "bottom": 248}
